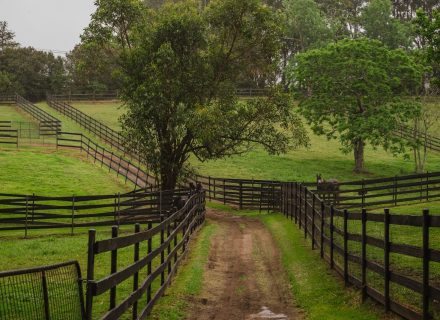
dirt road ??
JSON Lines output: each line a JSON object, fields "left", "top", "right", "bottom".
{"left": 187, "top": 209, "right": 304, "bottom": 320}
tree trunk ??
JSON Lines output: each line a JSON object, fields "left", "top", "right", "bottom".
{"left": 160, "top": 169, "right": 178, "bottom": 191}
{"left": 353, "top": 139, "right": 365, "bottom": 173}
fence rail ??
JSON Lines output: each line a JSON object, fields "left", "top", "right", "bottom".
{"left": 0, "top": 260, "right": 84, "bottom": 320}
{"left": 56, "top": 131, "right": 157, "bottom": 188}
{"left": 85, "top": 191, "right": 205, "bottom": 319}
{"left": 0, "top": 95, "right": 16, "bottom": 104}
{"left": 0, "top": 128, "right": 18, "bottom": 147}
{"left": 0, "top": 188, "right": 191, "bottom": 236}
{"left": 281, "top": 182, "right": 440, "bottom": 320}
{"left": 15, "top": 95, "right": 61, "bottom": 135}
{"left": 395, "top": 124, "right": 440, "bottom": 153}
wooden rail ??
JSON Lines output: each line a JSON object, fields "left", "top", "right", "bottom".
{"left": 56, "top": 132, "right": 157, "bottom": 188}
{"left": 0, "top": 189, "right": 191, "bottom": 236}
{"left": 282, "top": 182, "right": 440, "bottom": 320}
{"left": 85, "top": 191, "right": 205, "bottom": 319}
{"left": 0, "top": 128, "right": 18, "bottom": 148}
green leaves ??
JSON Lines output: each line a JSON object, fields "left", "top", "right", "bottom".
{"left": 293, "top": 38, "right": 423, "bottom": 172}
{"left": 117, "top": 0, "right": 308, "bottom": 188}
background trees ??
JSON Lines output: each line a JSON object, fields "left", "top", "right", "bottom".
{"left": 116, "top": 0, "right": 309, "bottom": 189}
{"left": 294, "top": 38, "right": 423, "bottom": 172}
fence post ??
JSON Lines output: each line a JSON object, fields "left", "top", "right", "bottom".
{"left": 343, "top": 209, "right": 349, "bottom": 286}
{"left": 42, "top": 270, "right": 50, "bottom": 320}
{"left": 426, "top": 172, "right": 429, "bottom": 201}
{"left": 304, "top": 187, "right": 308, "bottom": 239}
{"left": 147, "top": 221, "right": 153, "bottom": 304}
{"left": 132, "top": 223, "right": 140, "bottom": 320}
{"left": 71, "top": 196, "right": 75, "bottom": 236}
{"left": 384, "top": 208, "right": 390, "bottom": 313}
{"left": 312, "top": 194, "right": 316, "bottom": 249}
{"left": 422, "top": 209, "right": 430, "bottom": 320}
{"left": 239, "top": 181, "right": 243, "bottom": 210}
{"left": 160, "top": 214, "right": 165, "bottom": 286}
{"left": 208, "top": 176, "right": 212, "bottom": 201}
{"left": 223, "top": 179, "right": 226, "bottom": 205}
{"left": 394, "top": 176, "right": 397, "bottom": 206}
{"left": 294, "top": 183, "right": 298, "bottom": 224}
{"left": 330, "top": 205, "right": 334, "bottom": 269}
{"left": 299, "top": 185, "right": 302, "bottom": 229}
{"left": 85, "top": 229, "right": 96, "bottom": 320}
{"left": 25, "top": 196, "right": 29, "bottom": 238}
{"left": 110, "top": 226, "right": 119, "bottom": 310}
{"left": 361, "top": 208, "right": 367, "bottom": 303}
{"left": 320, "top": 201, "right": 325, "bottom": 258}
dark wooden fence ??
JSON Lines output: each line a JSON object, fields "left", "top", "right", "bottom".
{"left": 50, "top": 92, "right": 119, "bottom": 102}
{"left": 47, "top": 97, "right": 145, "bottom": 165}
{"left": 395, "top": 124, "right": 440, "bottom": 153}
{"left": 56, "top": 132, "right": 157, "bottom": 188}
{"left": 0, "top": 94, "right": 16, "bottom": 104}
{"left": 188, "top": 174, "right": 281, "bottom": 211}
{"left": 16, "top": 95, "right": 61, "bottom": 135}
{"left": 282, "top": 182, "right": 440, "bottom": 320}
{"left": 0, "top": 128, "right": 18, "bottom": 147}
{"left": 0, "top": 260, "right": 85, "bottom": 320}
{"left": 0, "top": 189, "right": 191, "bottom": 236}
{"left": 85, "top": 191, "right": 205, "bottom": 319}
{"left": 309, "top": 171, "right": 440, "bottom": 209}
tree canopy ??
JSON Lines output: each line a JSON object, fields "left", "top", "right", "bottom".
{"left": 112, "top": 0, "right": 308, "bottom": 189}
{"left": 293, "top": 38, "right": 423, "bottom": 172}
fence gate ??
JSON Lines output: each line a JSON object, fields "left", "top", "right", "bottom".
{"left": 0, "top": 261, "right": 85, "bottom": 320}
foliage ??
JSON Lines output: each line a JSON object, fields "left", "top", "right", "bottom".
{"left": 0, "top": 47, "right": 67, "bottom": 100}
{"left": 293, "top": 38, "right": 423, "bottom": 173}
{"left": 360, "top": 0, "right": 413, "bottom": 49}
{"left": 0, "top": 21, "right": 18, "bottom": 50}
{"left": 415, "top": 9, "right": 440, "bottom": 87}
{"left": 112, "top": 0, "right": 309, "bottom": 189}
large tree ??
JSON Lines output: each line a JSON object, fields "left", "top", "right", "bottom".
{"left": 0, "top": 21, "right": 18, "bottom": 50}
{"left": 114, "top": 0, "right": 308, "bottom": 189}
{"left": 294, "top": 38, "right": 423, "bottom": 173}
{"left": 360, "top": 0, "right": 413, "bottom": 49}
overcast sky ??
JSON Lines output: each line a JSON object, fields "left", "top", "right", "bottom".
{"left": 0, "top": 0, "right": 95, "bottom": 55}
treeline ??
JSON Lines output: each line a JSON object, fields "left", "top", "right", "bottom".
{"left": 0, "top": 0, "right": 439, "bottom": 100}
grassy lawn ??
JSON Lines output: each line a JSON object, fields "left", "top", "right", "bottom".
{"left": 0, "top": 104, "right": 35, "bottom": 122}
{"left": 72, "top": 102, "right": 126, "bottom": 131}
{"left": 0, "top": 147, "right": 131, "bottom": 196}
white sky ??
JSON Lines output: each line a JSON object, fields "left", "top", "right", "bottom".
{"left": 0, "top": 0, "right": 95, "bottom": 55}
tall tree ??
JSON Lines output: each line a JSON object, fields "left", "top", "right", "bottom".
{"left": 0, "top": 21, "right": 18, "bottom": 50}
{"left": 361, "top": 0, "right": 412, "bottom": 48}
{"left": 414, "top": 9, "right": 440, "bottom": 87}
{"left": 116, "top": 0, "right": 308, "bottom": 189}
{"left": 294, "top": 38, "right": 423, "bottom": 172}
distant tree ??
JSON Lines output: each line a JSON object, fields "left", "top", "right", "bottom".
{"left": 65, "top": 43, "right": 121, "bottom": 93}
{"left": 361, "top": 0, "right": 413, "bottom": 48}
{"left": 294, "top": 38, "right": 423, "bottom": 173}
{"left": 115, "top": 0, "right": 308, "bottom": 189}
{"left": 0, "top": 21, "right": 18, "bottom": 50}
{"left": 414, "top": 9, "right": 440, "bottom": 87}
{"left": 0, "top": 71, "right": 17, "bottom": 94}
{"left": 411, "top": 106, "right": 440, "bottom": 173}
{"left": 0, "top": 47, "right": 67, "bottom": 100}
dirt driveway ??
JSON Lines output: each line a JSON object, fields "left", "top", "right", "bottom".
{"left": 187, "top": 209, "right": 304, "bottom": 320}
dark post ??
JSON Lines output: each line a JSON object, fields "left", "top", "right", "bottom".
{"left": 110, "top": 226, "right": 118, "bottom": 310}
{"left": 223, "top": 179, "right": 226, "bottom": 205}
{"left": 320, "top": 201, "right": 325, "bottom": 258}
{"left": 132, "top": 223, "right": 140, "bottom": 319}
{"left": 330, "top": 205, "right": 335, "bottom": 269}
{"left": 86, "top": 229, "right": 96, "bottom": 320}
{"left": 24, "top": 196, "right": 29, "bottom": 238}
{"left": 384, "top": 208, "right": 390, "bottom": 312}
{"left": 161, "top": 215, "right": 165, "bottom": 286}
{"left": 42, "top": 270, "right": 50, "bottom": 320}
{"left": 294, "top": 183, "right": 298, "bottom": 224}
{"left": 167, "top": 219, "right": 172, "bottom": 276}
{"left": 393, "top": 176, "right": 397, "bottom": 206}
{"left": 208, "top": 176, "right": 212, "bottom": 201}
{"left": 361, "top": 208, "right": 367, "bottom": 302}
{"left": 239, "top": 181, "right": 243, "bottom": 210}
{"left": 312, "top": 194, "right": 316, "bottom": 249}
{"left": 422, "top": 209, "right": 430, "bottom": 320}
{"left": 71, "top": 195, "right": 75, "bottom": 236}
{"left": 147, "top": 222, "right": 152, "bottom": 304}
{"left": 304, "top": 187, "right": 308, "bottom": 239}
{"left": 298, "top": 185, "right": 302, "bottom": 229}
{"left": 343, "top": 209, "right": 349, "bottom": 286}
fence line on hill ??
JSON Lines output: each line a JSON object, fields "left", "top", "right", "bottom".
{"left": 56, "top": 131, "right": 158, "bottom": 189}
{"left": 281, "top": 182, "right": 440, "bottom": 320}
{"left": 0, "top": 188, "right": 191, "bottom": 236}
{"left": 16, "top": 95, "right": 61, "bottom": 135}
{"left": 85, "top": 191, "right": 205, "bottom": 319}
{"left": 395, "top": 123, "right": 440, "bottom": 153}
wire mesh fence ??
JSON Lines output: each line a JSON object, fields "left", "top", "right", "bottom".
{"left": 0, "top": 260, "right": 84, "bottom": 320}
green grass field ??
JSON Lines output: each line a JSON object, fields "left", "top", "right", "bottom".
{"left": 0, "top": 105, "right": 35, "bottom": 122}
{"left": 55, "top": 100, "right": 440, "bottom": 183}
{"left": 0, "top": 147, "right": 131, "bottom": 196}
